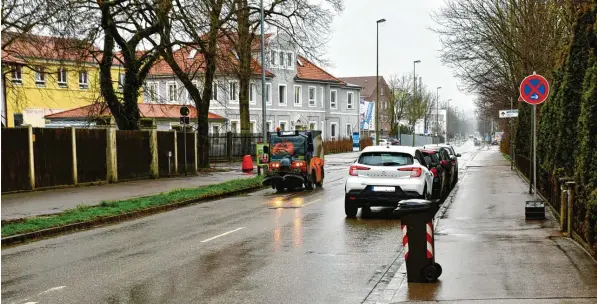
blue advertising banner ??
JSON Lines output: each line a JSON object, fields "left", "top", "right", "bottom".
{"left": 359, "top": 100, "right": 375, "bottom": 130}
{"left": 352, "top": 131, "right": 360, "bottom": 152}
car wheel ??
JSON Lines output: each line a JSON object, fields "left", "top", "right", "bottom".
{"left": 361, "top": 206, "right": 371, "bottom": 218}
{"left": 305, "top": 174, "right": 314, "bottom": 190}
{"left": 420, "top": 185, "right": 428, "bottom": 200}
{"left": 345, "top": 196, "right": 358, "bottom": 218}
{"left": 275, "top": 185, "right": 285, "bottom": 192}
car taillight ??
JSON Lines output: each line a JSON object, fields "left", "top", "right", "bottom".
{"left": 269, "top": 162, "right": 280, "bottom": 169}
{"left": 399, "top": 167, "right": 422, "bottom": 177}
{"left": 430, "top": 167, "right": 438, "bottom": 177}
{"left": 349, "top": 165, "right": 370, "bottom": 176}
{"left": 451, "top": 159, "right": 457, "bottom": 165}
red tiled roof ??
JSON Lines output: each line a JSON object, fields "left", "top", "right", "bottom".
{"left": 45, "top": 103, "right": 225, "bottom": 120}
{"left": 1, "top": 32, "right": 102, "bottom": 64}
{"left": 296, "top": 55, "right": 343, "bottom": 83}
{"left": 148, "top": 45, "right": 274, "bottom": 77}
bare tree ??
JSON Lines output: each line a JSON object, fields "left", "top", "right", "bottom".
{"left": 386, "top": 74, "right": 411, "bottom": 138}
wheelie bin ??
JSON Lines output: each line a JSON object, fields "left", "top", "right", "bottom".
{"left": 395, "top": 199, "right": 442, "bottom": 283}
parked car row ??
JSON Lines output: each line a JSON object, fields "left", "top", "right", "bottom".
{"left": 344, "top": 143, "right": 461, "bottom": 217}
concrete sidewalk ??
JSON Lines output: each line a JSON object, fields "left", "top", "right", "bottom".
{"left": 1, "top": 166, "right": 248, "bottom": 221}
{"left": 381, "top": 147, "right": 597, "bottom": 303}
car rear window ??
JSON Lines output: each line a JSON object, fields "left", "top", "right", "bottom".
{"left": 422, "top": 152, "right": 440, "bottom": 165}
{"left": 358, "top": 152, "right": 413, "bottom": 166}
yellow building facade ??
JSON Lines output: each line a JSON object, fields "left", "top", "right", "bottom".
{"left": 1, "top": 33, "right": 126, "bottom": 127}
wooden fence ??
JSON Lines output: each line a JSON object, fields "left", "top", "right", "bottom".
{"left": 1, "top": 127, "right": 367, "bottom": 193}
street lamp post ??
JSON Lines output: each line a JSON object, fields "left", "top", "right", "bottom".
{"left": 435, "top": 86, "right": 441, "bottom": 138}
{"left": 412, "top": 60, "right": 420, "bottom": 146}
{"left": 376, "top": 18, "right": 386, "bottom": 145}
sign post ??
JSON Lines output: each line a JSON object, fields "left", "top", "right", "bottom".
{"left": 180, "top": 106, "right": 190, "bottom": 176}
{"left": 519, "top": 72, "right": 550, "bottom": 197}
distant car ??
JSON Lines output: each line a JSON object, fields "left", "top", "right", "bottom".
{"left": 424, "top": 144, "right": 461, "bottom": 187}
{"left": 422, "top": 146, "right": 455, "bottom": 192}
{"left": 474, "top": 138, "right": 481, "bottom": 146}
{"left": 378, "top": 139, "right": 389, "bottom": 146}
{"left": 421, "top": 149, "right": 449, "bottom": 200}
{"left": 491, "top": 140, "right": 499, "bottom": 145}
{"left": 344, "top": 145, "right": 434, "bottom": 217}
{"left": 378, "top": 138, "right": 400, "bottom": 146}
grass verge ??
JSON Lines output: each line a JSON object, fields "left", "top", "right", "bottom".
{"left": 2, "top": 176, "right": 263, "bottom": 237}
{"left": 501, "top": 152, "right": 511, "bottom": 161}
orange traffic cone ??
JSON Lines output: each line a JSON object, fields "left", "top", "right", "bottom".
{"left": 242, "top": 155, "right": 254, "bottom": 173}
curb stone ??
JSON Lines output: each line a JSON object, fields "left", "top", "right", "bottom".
{"left": 1, "top": 185, "right": 266, "bottom": 247}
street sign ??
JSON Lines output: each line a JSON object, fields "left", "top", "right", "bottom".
{"left": 499, "top": 109, "right": 519, "bottom": 118}
{"left": 180, "top": 106, "right": 190, "bottom": 117}
{"left": 180, "top": 116, "right": 190, "bottom": 125}
{"left": 519, "top": 73, "right": 550, "bottom": 105}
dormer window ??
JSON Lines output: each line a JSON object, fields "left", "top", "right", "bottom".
{"left": 188, "top": 49, "right": 197, "bottom": 59}
{"left": 270, "top": 50, "right": 277, "bottom": 66}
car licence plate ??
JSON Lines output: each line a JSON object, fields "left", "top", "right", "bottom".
{"left": 373, "top": 186, "right": 395, "bottom": 192}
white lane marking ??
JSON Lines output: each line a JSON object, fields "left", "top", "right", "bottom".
{"left": 42, "top": 286, "right": 66, "bottom": 294}
{"left": 302, "top": 199, "right": 320, "bottom": 207}
{"left": 200, "top": 227, "right": 245, "bottom": 243}
{"left": 24, "top": 302, "right": 38, "bottom": 304}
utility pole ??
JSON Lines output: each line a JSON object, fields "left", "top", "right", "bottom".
{"left": 375, "top": 18, "right": 386, "bottom": 145}
{"left": 436, "top": 86, "right": 441, "bottom": 137}
{"left": 260, "top": 0, "right": 267, "bottom": 142}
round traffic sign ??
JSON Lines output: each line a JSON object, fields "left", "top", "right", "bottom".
{"left": 519, "top": 73, "right": 550, "bottom": 105}
{"left": 180, "top": 106, "right": 190, "bottom": 117}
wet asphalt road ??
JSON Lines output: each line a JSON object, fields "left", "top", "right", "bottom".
{"left": 1, "top": 151, "right": 404, "bottom": 304}
{"left": 2, "top": 143, "right": 475, "bottom": 304}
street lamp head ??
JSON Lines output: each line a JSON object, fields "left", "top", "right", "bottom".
{"left": 414, "top": 60, "right": 421, "bottom": 63}
{"left": 437, "top": 86, "right": 442, "bottom": 90}
{"left": 377, "top": 18, "right": 386, "bottom": 23}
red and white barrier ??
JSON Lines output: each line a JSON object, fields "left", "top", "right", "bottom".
{"left": 426, "top": 222, "right": 434, "bottom": 258}
{"left": 402, "top": 224, "right": 409, "bottom": 260}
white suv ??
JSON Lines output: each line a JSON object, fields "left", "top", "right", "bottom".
{"left": 344, "top": 145, "right": 434, "bottom": 217}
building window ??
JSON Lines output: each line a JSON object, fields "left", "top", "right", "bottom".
{"left": 58, "top": 68, "right": 68, "bottom": 87}
{"left": 294, "top": 85, "right": 302, "bottom": 106}
{"left": 321, "top": 121, "right": 325, "bottom": 138}
{"left": 146, "top": 82, "right": 159, "bottom": 103}
{"left": 249, "top": 83, "right": 256, "bottom": 104}
{"left": 229, "top": 81, "right": 238, "bottom": 102}
{"left": 167, "top": 82, "right": 178, "bottom": 103}
{"left": 34, "top": 66, "right": 45, "bottom": 86}
{"left": 346, "top": 123, "right": 353, "bottom": 137}
{"left": 380, "top": 87, "right": 384, "bottom": 96}
{"left": 287, "top": 52, "right": 293, "bottom": 69}
{"left": 79, "top": 71, "right": 89, "bottom": 89}
{"left": 278, "top": 84, "right": 287, "bottom": 105}
{"left": 331, "top": 123, "right": 337, "bottom": 139}
{"left": 330, "top": 90, "right": 337, "bottom": 109}
{"left": 266, "top": 121, "right": 273, "bottom": 131}
{"left": 118, "top": 73, "right": 125, "bottom": 90}
{"left": 11, "top": 65, "right": 22, "bottom": 84}
{"left": 279, "top": 121, "right": 287, "bottom": 131}
{"left": 250, "top": 120, "right": 256, "bottom": 133}
{"left": 188, "top": 49, "right": 197, "bottom": 59}
{"left": 279, "top": 51, "right": 285, "bottom": 67}
{"left": 309, "top": 121, "right": 316, "bottom": 130}
{"left": 265, "top": 83, "right": 271, "bottom": 105}
{"left": 13, "top": 113, "right": 24, "bottom": 126}
{"left": 270, "top": 50, "right": 277, "bottom": 66}
{"left": 308, "top": 87, "right": 316, "bottom": 107}
{"left": 230, "top": 120, "right": 238, "bottom": 133}
{"left": 212, "top": 82, "right": 218, "bottom": 101}
{"left": 347, "top": 92, "right": 354, "bottom": 109}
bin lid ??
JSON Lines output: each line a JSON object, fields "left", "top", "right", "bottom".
{"left": 396, "top": 199, "right": 432, "bottom": 211}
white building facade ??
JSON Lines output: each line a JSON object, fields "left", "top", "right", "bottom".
{"left": 144, "top": 34, "right": 360, "bottom": 140}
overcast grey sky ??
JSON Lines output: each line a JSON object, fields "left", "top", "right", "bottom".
{"left": 324, "top": 0, "right": 477, "bottom": 118}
